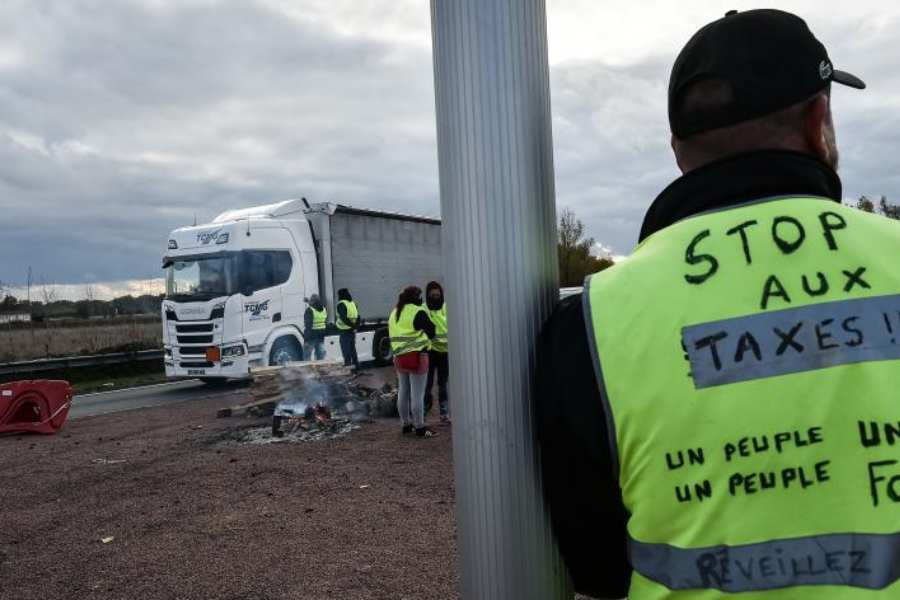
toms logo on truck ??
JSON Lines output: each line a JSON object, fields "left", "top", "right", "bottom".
{"left": 244, "top": 300, "right": 270, "bottom": 320}
{"left": 196, "top": 228, "right": 223, "bottom": 245}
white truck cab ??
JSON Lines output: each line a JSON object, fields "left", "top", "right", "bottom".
{"left": 161, "top": 199, "right": 442, "bottom": 381}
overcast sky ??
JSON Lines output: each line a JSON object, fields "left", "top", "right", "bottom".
{"left": 2, "top": 0, "right": 899, "bottom": 299}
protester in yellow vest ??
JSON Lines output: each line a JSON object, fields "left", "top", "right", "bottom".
{"left": 389, "top": 286, "right": 438, "bottom": 438}
{"left": 303, "top": 293, "right": 327, "bottom": 361}
{"left": 537, "top": 10, "right": 899, "bottom": 600}
{"left": 336, "top": 288, "right": 360, "bottom": 369}
{"left": 423, "top": 281, "right": 450, "bottom": 424}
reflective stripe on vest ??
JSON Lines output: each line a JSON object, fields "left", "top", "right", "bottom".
{"left": 336, "top": 300, "right": 359, "bottom": 330}
{"left": 389, "top": 305, "right": 429, "bottom": 354}
{"left": 429, "top": 304, "right": 448, "bottom": 352}
{"left": 310, "top": 306, "right": 327, "bottom": 330}
{"left": 584, "top": 197, "right": 900, "bottom": 598}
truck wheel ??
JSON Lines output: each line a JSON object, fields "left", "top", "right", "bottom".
{"left": 269, "top": 337, "right": 303, "bottom": 366}
{"left": 372, "top": 328, "right": 392, "bottom": 366}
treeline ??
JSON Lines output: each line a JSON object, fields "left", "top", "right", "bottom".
{"left": 558, "top": 208, "right": 614, "bottom": 287}
{"left": 0, "top": 294, "right": 165, "bottom": 320}
{"left": 856, "top": 195, "right": 900, "bottom": 220}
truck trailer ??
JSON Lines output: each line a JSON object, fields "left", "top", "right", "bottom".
{"left": 161, "top": 199, "right": 442, "bottom": 381}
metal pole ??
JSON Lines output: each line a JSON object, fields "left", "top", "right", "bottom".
{"left": 430, "top": 1, "right": 570, "bottom": 598}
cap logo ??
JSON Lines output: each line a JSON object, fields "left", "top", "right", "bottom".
{"left": 819, "top": 60, "right": 833, "bottom": 80}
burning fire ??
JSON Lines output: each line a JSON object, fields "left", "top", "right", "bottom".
{"left": 274, "top": 403, "right": 338, "bottom": 437}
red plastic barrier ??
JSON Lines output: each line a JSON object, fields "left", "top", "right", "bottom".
{"left": 0, "top": 380, "right": 73, "bottom": 435}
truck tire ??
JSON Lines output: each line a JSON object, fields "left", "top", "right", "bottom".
{"left": 269, "top": 336, "right": 303, "bottom": 366}
{"left": 372, "top": 328, "right": 392, "bottom": 366}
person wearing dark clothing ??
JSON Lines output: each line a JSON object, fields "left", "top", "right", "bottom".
{"left": 336, "top": 288, "right": 360, "bottom": 368}
{"left": 303, "top": 293, "right": 327, "bottom": 361}
{"left": 423, "top": 281, "right": 449, "bottom": 423}
{"left": 536, "top": 10, "right": 879, "bottom": 600}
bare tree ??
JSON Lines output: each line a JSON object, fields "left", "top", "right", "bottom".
{"left": 40, "top": 277, "right": 58, "bottom": 305}
{"left": 26, "top": 266, "right": 34, "bottom": 341}
{"left": 857, "top": 195, "right": 900, "bottom": 220}
{"left": 557, "top": 207, "right": 614, "bottom": 287}
{"left": 558, "top": 208, "right": 587, "bottom": 286}
{"left": 26, "top": 266, "right": 32, "bottom": 314}
{"left": 82, "top": 284, "right": 97, "bottom": 319}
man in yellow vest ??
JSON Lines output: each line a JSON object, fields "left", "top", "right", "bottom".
{"left": 537, "top": 9, "right": 899, "bottom": 599}
{"left": 423, "top": 281, "right": 450, "bottom": 424}
{"left": 336, "top": 288, "right": 361, "bottom": 369}
{"left": 303, "top": 293, "right": 327, "bottom": 361}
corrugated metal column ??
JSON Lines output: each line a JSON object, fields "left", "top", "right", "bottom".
{"left": 430, "top": 1, "right": 570, "bottom": 598}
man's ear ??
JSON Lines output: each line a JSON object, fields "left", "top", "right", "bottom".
{"left": 804, "top": 95, "right": 832, "bottom": 164}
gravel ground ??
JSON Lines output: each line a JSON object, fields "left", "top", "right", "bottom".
{"left": 0, "top": 385, "right": 458, "bottom": 599}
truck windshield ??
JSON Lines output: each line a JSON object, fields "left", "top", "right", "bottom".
{"left": 165, "top": 254, "right": 236, "bottom": 301}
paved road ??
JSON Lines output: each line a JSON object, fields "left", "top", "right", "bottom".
{"left": 70, "top": 380, "right": 249, "bottom": 418}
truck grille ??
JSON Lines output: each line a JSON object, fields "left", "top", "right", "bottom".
{"left": 178, "top": 347, "right": 208, "bottom": 356}
{"left": 176, "top": 323, "right": 214, "bottom": 333}
{"left": 177, "top": 335, "right": 213, "bottom": 344}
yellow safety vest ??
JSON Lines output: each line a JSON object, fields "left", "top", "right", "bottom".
{"left": 429, "top": 304, "right": 448, "bottom": 353}
{"left": 336, "top": 300, "right": 359, "bottom": 330}
{"left": 389, "top": 304, "right": 430, "bottom": 355}
{"left": 585, "top": 197, "right": 900, "bottom": 598}
{"left": 309, "top": 306, "right": 326, "bottom": 330}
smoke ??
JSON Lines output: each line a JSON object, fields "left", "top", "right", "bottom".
{"left": 271, "top": 361, "right": 373, "bottom": 424}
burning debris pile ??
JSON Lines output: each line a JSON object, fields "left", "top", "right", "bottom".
{"left": 351, "top": 378, "right": 400, "bottom": 419}
{"left": 217, "top": 362, "right": 399, "bottom": 444}
{"left": 273, "top": 402, "right": 343, "bottom": 439}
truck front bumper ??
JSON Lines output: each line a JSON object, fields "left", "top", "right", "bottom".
{"left": 165, "top": 354, "right": 252, "bottom": 380}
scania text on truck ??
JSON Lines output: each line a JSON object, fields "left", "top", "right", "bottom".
{"left": 161, "top": 199, "right": 442, "bottom": 382}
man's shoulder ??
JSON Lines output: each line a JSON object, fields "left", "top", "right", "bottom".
{"left": 544, "top": 292, "right": 586, "bottom": 341}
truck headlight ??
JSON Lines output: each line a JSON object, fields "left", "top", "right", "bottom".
{"left": 221, "top": 345, "right": 245, "bottom": 358}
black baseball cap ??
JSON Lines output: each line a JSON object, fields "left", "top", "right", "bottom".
{"left": 669, "top": 9, "right": 865, "bottom": 138}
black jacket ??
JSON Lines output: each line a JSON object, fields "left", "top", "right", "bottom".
{"left": 395, "top": 302, "right": 436, "bottom": 340}
{"left": 536, "top": 150, "right": 843, "bottom": 598}
{"left": 413, "top": 307, "right": 437, "bottom": 340}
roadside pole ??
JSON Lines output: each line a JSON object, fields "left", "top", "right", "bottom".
{"left": 430, "top": 1, "right": 570, "bottom": 598}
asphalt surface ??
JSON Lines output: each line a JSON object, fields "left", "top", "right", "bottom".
{"left": 69, "top": 379, "right": 250, "bottom": 418}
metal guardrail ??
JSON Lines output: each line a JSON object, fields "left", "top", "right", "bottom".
{"left": 0, "top": 350, "right": 164, "bottom": 376}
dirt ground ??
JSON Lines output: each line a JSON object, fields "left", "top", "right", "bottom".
{"left": 0, "top": 387, "right": 458, "bottom": 599}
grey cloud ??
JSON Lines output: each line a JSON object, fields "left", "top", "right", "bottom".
{"left": 0, "top": 2, "right": 898, "bottom": 290}
{"left": 0, "top": 0, "right": 440, "bottom": 287}
{"left": 551, "top": 56, "right": 679, "bottom": 252}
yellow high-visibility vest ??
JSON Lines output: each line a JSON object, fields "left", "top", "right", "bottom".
{"left": 429, "top": 304, "right": 448, "bottom": 352}
{"left": 336, "top": 300, "right": 359, "bottom": 330}
{"left": 388, "top": 304, "right": 429, "bottom": 355}
{"left": 585, "top": 197, "right": 900, "bottom": 598}
{"left": 309, "top": 306, "right": 326, "bottom": 330}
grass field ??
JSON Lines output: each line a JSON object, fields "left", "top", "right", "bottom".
{"left": 0, "top": 318, "right": 162, "bottom": 362}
